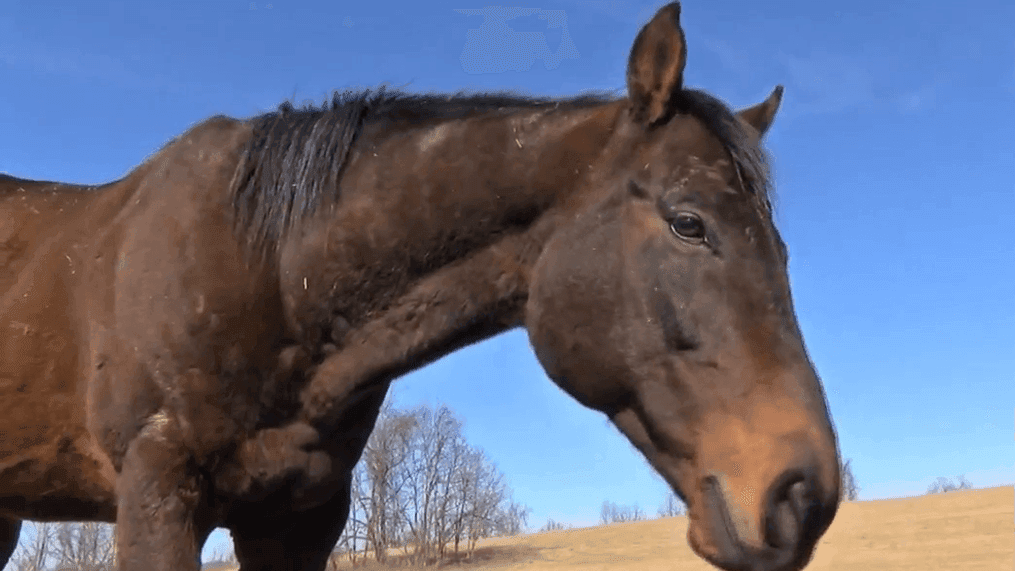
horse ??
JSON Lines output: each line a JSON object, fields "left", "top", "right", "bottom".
{"left": 0, "top": 3, "right": 841, "bottom": 570}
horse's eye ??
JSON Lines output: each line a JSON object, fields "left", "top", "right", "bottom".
{"left": 670, "top": 212, "right": 706, "bottom": 243}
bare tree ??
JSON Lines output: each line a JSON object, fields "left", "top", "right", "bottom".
{"left": 340, "top": 466, "right": 367, "bottom": 566}
{"left": 334, "top": 462, "right": 374, "bottom": 567}
{"left": 657, "top": 493, "right": 685, "bottom": 518}
{"left": 927, "top": 475, "right": 972, "bottom": 494}
{"left": 600, "top": 500, "right": 644, "bottom": 524}
{"left": 11, "top": 522, "right": 54, "bottom": 571}
{"left": 205, "top": 542, "right": 238, "bottom": 567}
{"left": 540, "top": 519, "right": 568, "bottom": 532}
{"left": 333, "top": 402, "right": 531, "bottom": 567}
{"left": 398, "top": 404, "right": 460, "bottom": 565}
{"left": 841, "top": 458, "right": 860, "bottom": 501}
{"left": 52, "top": 522, "right": 116, "bottom": 571}
{"left": 362, "top": 404, "right": 416, "bottom": 563}
{"left": 461, "top": 450, "right": 511, "bottom": 556}
{"left": 447, "top": 446, "right": 484, "bottom": 556}
{"left": 492, "top": 500, "right": 530, "bottom": 537}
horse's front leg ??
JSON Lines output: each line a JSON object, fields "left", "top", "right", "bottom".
{"left": 229, "top": 473, "right": 353, "bottom": 571}
{"left": 115, "top": 410, "right": 213, "bottom": 571}
{"left": 214, "top": 372, "right": 391, "bottom": 512}
{"left": 212, "top": 344, "right": 336, "bottom": 503}
{"left": 214, "top": 420, "right": 333, "bottom": 504}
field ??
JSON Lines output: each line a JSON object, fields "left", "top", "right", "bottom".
{"left": 210, "top": 486, "right": 1013, "bottom": 570}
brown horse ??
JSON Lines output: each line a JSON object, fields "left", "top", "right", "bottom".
{"left": 0, "top": 3, "right": 841, "bottom": 570}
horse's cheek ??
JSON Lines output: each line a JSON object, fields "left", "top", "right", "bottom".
{"left": 525, "top": 224, "right": 633, "bottom": 411}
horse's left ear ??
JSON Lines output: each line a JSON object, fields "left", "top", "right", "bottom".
{"left": 737, "top": 85, "right": 784, "bottom": 139}
{"left": 627, "top": 2, "right": 687, "bottom": 125}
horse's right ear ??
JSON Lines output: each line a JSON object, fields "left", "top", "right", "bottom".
{"left": 626, "top": 2, "right": 687, "bottom": 125}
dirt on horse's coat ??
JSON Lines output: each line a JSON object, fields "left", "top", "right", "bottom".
{"left": 0, "top": 4, "right": 841, "bottom": 571}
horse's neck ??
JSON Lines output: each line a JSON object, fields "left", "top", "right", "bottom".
{"left": 277, "top": 101, "right": 625, "bottom": 430}
{"left": 278, "top": 101, "right": 622, "bottom": 345}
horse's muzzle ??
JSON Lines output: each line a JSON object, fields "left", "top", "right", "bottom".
{"left": 697, "top": 465, "right": 835, "bottom": 571}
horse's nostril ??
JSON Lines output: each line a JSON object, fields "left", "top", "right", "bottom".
{"left": 769, "top": 490, "right": 799, "bottom": 549}
{"left": 788, "top": 480, "right": 810, "bottom": 524}
{"left": 765, "top": 474, "right": 820, "bottom": 552}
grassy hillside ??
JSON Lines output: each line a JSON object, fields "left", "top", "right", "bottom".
{"left": 207, "top": 485, "right": 1013, "bottom": 570}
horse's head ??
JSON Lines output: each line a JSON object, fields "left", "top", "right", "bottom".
{"left": 526, "top": 4, "right": 840, "bottom": 570}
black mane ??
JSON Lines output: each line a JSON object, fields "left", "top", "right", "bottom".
{"left": 229, "top": 86, "right": 772, "bottom": 257}
{"left": 228, "top": 89, "right": 615, "bottom": 257}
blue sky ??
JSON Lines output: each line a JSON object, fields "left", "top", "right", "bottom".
{"left": 2, "top": 0, "right": 1013, "bottom": 564}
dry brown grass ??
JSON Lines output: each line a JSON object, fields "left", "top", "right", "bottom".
{"left": 209, "top": 485, "right": 1013, "bottom": 570}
